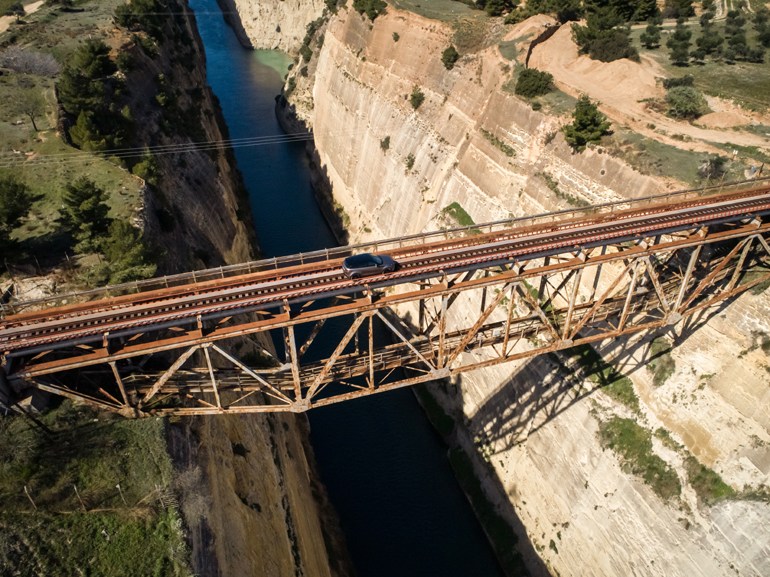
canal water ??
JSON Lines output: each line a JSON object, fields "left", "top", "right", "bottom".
{"left": 188, "top": 2, "right": 505, "bottom": 575}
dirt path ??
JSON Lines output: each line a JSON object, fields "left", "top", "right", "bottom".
{"left": 528, "top": 23, "right": 770, "bottom": 156}
{"left": 0, "top": 0, "right": 44, "bottom": 34}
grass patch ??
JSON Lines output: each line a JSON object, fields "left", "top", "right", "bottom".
{"left": 746, "top": 267, "right": 770, "bottom": 295}
{"left": 536, "top": 171, "right": 590, "bottom": 208}
{"left": 480, "top": 128, "right": 515, "bottom": 157}
{"left": 570, "top": 344, "right": 640, "bottom": 414}
{"left": 598, "top": 416, "right": 681, "bottom": 501}
{"left": 390, "top": 0, "right": 475, "bottom": 22}
{"left": 441, "top": 201, "right": 475, "bottom": 226}
{"left": 684, "top": 456, "right": 735, "bottom": 506}
{"left": 534, "top": 87, "right": 576, "bottom": 117}
{"left": 648, "top": 336, "right": 675, "bottom": 387}
{"left": 0, "top": 509, "right": 190, "bottom": 577}
{"left": 452, "top": 15, "right": 497, "bottom": 53}
{"left": 497, "top": 39, "right": 518, "bottom": 61}
{"left": 448, "top": 447, "right": 528, "bottom": 576}
{"left": 711, "top": 141, "right": 770, "bottom": 166}
{"left": 603, "top": 128, "right": 725, "bottom": 186}
{"left": 0, "top": 401, "right": 190, "bottom": 576}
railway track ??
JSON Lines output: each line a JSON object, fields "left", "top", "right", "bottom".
{"left": 2, "top": 184, "right": 769, "bottom": 355}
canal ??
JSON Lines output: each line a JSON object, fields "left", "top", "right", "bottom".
{"left": 187, "top": 1, "right": 505, "bottom": 575}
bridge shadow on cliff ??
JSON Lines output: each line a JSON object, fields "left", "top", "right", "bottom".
{"left": 459, "top": 302, "right": 728, "bottom": 455}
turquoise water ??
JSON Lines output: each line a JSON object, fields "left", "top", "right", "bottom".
{"left": 187, "top": 2, "right": 506, "bottom": 575}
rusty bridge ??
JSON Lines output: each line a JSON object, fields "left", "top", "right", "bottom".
{"left": 2, "top": 179, "right": 770, "bottom": 417}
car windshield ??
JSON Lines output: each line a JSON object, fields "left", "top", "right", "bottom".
{"left": 345, "top": 254, "right": 382, "bottom": 267}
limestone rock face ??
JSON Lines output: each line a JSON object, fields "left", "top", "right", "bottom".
{"left": 274, "top": 5, "right": 770, "bottom": 577}
{"left": 300, "top": 9, "right": 665, "bottom": 244}
{"left": 227, "top": 0, "right": 326, "bottom": 53}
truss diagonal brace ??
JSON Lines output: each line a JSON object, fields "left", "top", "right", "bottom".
{"left": 140, "top": 344, "right": 199, "bottom": 406}
{"left": 305, "top": 314, "right": 369, "bottom": 402}
{"left": 446, "top": 283, "right": 509, "bottom": 366}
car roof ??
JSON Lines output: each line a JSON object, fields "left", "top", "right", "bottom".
{"left": 344, "top": 253, "right": 380, "bottom": 266}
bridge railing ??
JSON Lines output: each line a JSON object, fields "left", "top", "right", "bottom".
{"left": 2, "top": 177, "right": 766, "bottom": 316}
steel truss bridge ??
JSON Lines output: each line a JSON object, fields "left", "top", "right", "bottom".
{"left": 2, "top": 180, "right": 770, "bottom": 417}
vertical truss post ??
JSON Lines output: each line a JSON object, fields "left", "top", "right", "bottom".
{"left": 419, "top": 284, "right": 426, "bottom": 332}
{"left": 437, "top": 294, "right": 448, "bottom": 369}
{"left": 203, "top": 345, "right": 222, "bottom": 410}
{"left": 502, "top": 283, "right": 516, "bottom": 355}
{"left": 617, "top": 260, "right": 641, "bottom": 331}
{"left": 561, "top": 265, "right": 585, "bottom": 341}
{"left": 673, "top": 245, "right": 702, "bottom": 311}
{"left": 284, "top": 325, "right": 302, "bottom": 404}
{"left": 368, "top": 314, "right": 374, "bottom": 389}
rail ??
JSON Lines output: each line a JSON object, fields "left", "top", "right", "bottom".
{"left": 3, "top": 177, "right": 767, "bottom": 316}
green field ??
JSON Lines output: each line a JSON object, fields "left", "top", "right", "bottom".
{"left": 1, "top": 0, "right": 144, "bottom": 275}
{"left": 0, "top": 401, "right": 191, "bottom": 576}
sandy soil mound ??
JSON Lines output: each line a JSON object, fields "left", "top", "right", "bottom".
{"left": 526, "top": 18, "right": 769, "bottom": 153}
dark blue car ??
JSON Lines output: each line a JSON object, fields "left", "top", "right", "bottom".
{"left": 341, "top": 253, "right": 398, "bottom": 279}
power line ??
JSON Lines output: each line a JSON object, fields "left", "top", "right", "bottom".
{"left": 0, "top": 131, "right": 316, "bottom": 169}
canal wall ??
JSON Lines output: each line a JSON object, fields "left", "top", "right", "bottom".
{"left": 125, "top": 3, "right": 349, "bottom": 576}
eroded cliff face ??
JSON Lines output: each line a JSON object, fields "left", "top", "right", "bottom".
{"left": 226, "top": 0, "right": 326, "bottom": 53}
{"left": 127, "top": 6, "right": 342, "bottom": 577}
{"left": 261, "top": 5, "right": 769, "bottom": 577}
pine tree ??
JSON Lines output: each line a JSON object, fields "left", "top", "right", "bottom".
{"left": 667, "top": 18, "right": 692, "bottom": 66}
{"left": 563, "top": 95, "right": 611, "bottom": 152}
{"left": 0, "top": 174, "right": 33, "bottom": 253}
{"left": 62, "top": 177, "right": 111, "bottom": 252}
{"left": 755, "top": 8, "right": 770, "bottom": 48}
{"left": 725, "top": 9, "right": 749, "bottom": 60}
{"left": 640, "top": 17, "right": 662, "bottom": 49}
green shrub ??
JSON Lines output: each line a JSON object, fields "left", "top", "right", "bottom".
{"left": 665, "top": 85, "right": 709, "bottom": 119}
{"left": 441, "top": 45, "right": 460, "bottom": 70}
{"left": 514, "top": 68, "right": 553, "bottom": 98}
{"left": 441, "top": 202, "right": 475, "bottom": 226}
{"left": 648, "top": 337, "right": 676, "bottom": 387}
{"left": 685, "top": 456, "right": 734, "bottom": 505}
{"left": 299, "top": 43, "right": 312, "bottom": 62}
{"left": 353, "top": 0, "right": 386, "bottom": 20}
{"left": 409, "top": 86, "right": 425, "bottom": 109}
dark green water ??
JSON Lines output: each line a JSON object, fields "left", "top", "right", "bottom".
{"left": 188, "top": 2, "right": 505, "bottom": 575}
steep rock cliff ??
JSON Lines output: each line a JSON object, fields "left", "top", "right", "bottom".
{"left": 226, "top": 0, "right": 326, "bottom": 53}
{"left": 263, "top": 5, "right": 769, "bottom": 577}
{"left": 122, "top": 5, "right": 342, "bottom": 576}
